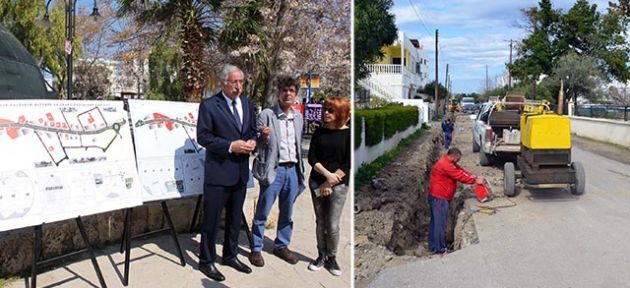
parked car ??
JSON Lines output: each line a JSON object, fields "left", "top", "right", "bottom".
{"left": 462, "top": 103, "right": 480, "bottom": 114}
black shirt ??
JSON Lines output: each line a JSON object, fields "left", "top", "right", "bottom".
{"left": 307, "top": 127, "right": 350, "bottom": 186}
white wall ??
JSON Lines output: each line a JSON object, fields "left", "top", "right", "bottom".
{"left": 571, "top": 116, "right": 630, "bottom": 147}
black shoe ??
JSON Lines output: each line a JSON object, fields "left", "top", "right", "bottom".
{"left": 199, "top": 264, "right": 225, "bottom": 282}
{"left": 308, "top": 253, "right": 326, "bottom": 271}
{"left": 324, "top": 256, "right": 342, "bottom": 276}
{"left": 222, "top": 257, "right": 252, "bottom": 274}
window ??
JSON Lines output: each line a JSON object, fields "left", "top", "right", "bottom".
{"left": 392, "top": 58, "right": 401, "bottom": 65}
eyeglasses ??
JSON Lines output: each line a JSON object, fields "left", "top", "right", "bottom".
{"left": 227, "top": 79, "right": 244, "bottom": 85}
{"left": 324, "top": 107, "right": 335, "bottom": 113}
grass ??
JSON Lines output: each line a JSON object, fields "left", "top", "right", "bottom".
{"left": 355, "top": 126, "right": 428, "bottom": 189}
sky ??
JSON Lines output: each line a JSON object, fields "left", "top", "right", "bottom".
{"left": 392, "top": 0, "right": 612, "bottom": 94}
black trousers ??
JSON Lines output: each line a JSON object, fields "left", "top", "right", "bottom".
{"left": 199, "top": 183, "right": 247, "bottom": 265}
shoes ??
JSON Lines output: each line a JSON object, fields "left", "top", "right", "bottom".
{"left": 308, "top": 254, "right": 326, "bottom": 271}
{"left": 199, "top": 264, "right": 225, "bottom": 282}
{"left": 249, "top": 251, "right": 265, "bottom": 267}
{"left": 434, "top": 248, "right": 450, "bottom": 256}
{"left": 324, "top": 256, "right": 342, "bottom": 276}
{"left": 222, "top": 257, "right": 252, "bottom": 274}
{"left": 273, "top": 247, "right": 298, "bottom": 265}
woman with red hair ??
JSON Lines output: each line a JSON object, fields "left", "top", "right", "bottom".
{"left": 306, "top": 96, "right": 350, "bottom": 276}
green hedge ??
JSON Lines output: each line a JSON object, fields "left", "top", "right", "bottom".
{"left": 355, "top": 104, "right": 419, "bottom": 147}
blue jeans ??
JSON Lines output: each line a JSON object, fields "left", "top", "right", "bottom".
{"left": 428, "top": 195, "right": 449, "bottom": 253}
{"left": 251, "top": 166, "right": 301, "bottom": 251}
{"left": 444, "top": 132, "right": 452, "bottom": 149}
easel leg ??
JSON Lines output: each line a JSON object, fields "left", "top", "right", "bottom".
{"left": 241, "top": 212, "right": 253, "bottom": 248}
{"left": 162, "top": 201, "right": 185, "bottom": 266}
{"left": 123, "top": 208, "right": 133, "bottom": 286}
{"left": 189, "top": 195, "right": 202, "bottom": 234}
{"left": 76, "top": 217, "right": 107, "bottom": 288}
{"left": 31, "top": 225, "right": 42, "bottom": 288}
{"left": 119, "top": 209, "right": 128, "bottom": 254}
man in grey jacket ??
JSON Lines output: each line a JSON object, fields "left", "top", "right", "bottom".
{"left": 250, "top": 75, "right": 305, "bottom": 267}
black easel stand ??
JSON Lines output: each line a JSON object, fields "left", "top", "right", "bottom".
{"left": 188, "top": 195, "right": 253, "bottom": 248}
{"left": 118, "top": 201, "right": 185, "bottom": 286}
{"left": 30, "top": 217, "right": 107, "bottom": 288}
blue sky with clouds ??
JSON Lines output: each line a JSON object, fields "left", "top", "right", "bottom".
{"left": 392, "top": 0, "right": 611, "bottom": 93}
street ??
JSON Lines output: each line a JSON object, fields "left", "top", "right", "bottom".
{"left": 369, "top": 115, "right": 630, "bottom": 288}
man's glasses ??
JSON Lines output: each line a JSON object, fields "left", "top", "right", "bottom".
{"left": 324, "top": 107, "right": 335, "bottom": 113}
{"left": 227, "top": 79, "right": 244, "bottom": 85}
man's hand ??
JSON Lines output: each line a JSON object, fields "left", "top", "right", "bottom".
{"left": 475, "top": 176, "right": 485, "bottom": 185}
{"left": 231, "top": 140, "right": 256, "bottom": 154}
{"left": 246, "top": 139, "right": 256, "bottom": 150}
{"left": 260, "top": 125, "right": 271, "bottom": 142}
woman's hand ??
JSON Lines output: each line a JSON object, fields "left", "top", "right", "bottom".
{"left": 320, "top": 182, "right": 333, "bottom": 197}
{"left": 325, "top": 171, "right": 342, "bottom": 186}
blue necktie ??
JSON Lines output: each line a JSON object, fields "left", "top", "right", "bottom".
{"left": 231, "top": 100, "right": 242, "bottom": 131}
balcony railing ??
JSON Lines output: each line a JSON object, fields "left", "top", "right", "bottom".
{"left": 367, "top": 64, "right": 402, "bottom": 74}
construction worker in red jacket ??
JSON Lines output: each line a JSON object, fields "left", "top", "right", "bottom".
{"left": 428, "top": 147, "right": 484, "bottom": 254}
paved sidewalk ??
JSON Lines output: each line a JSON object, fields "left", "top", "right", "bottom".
{"left": 6, "top": 138, "right": 352, "bottom": 288}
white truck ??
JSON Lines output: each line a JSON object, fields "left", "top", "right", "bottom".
{"left": 472, "top": 98, "right": 524, "bottom": 166}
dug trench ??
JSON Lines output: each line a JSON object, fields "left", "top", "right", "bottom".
{"left": 355, "top": 115, "right": 496, "bottom": 287}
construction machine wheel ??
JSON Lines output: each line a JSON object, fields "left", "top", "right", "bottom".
{"left": 570, "top": 161, "right": 585, "bottom": 196}
{"left": 472, "top": 137, "right": 480, "bottom": 152}
{"left": 479, "top": 151, "right": 491, "bottom": 166}
{"left": 504, "top": 162, "right": 516, "bottom": 197}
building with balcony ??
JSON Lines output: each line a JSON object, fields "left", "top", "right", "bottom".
{"left": 358, "top": 31, "right": 429, "bottom": 101}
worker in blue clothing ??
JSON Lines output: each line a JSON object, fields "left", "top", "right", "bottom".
{"left": 441, "top": 118, "right": 454, "bottom": 149}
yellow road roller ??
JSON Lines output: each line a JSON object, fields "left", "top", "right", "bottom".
{"left": 503, "top": 101, "right": 585, "bottom": 197}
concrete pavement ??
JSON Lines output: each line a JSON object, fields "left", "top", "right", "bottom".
{"left": 369, "top": 120, "right": 630, "bottom": 288}
{"left": 5, "top": 138, "right": 352, "bottom": 288}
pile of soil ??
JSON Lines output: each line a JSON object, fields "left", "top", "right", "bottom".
{"left": 354, "top": 115, "right": 497, "bottom": 286}
{"left": 354, "top": 125, "right": 442, "bottom": 286}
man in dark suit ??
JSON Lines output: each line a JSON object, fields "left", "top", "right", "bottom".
{"left": 196, "top": 64, "right": 260, "bottom": 282}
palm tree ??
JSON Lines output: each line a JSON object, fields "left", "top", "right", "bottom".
{"left": 118, "top": 0, "right": 222, "bottom": 103}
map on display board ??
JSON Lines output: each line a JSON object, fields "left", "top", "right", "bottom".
{"left": 0, "top": 100, "right": 142, "bottom": 232}
{"left": 128, "top": 100, "right": 205, "bottom": 202}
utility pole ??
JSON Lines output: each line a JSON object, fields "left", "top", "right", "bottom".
{"left": 485, "top": 64, "right": 489, "bottom": 93}
{"left": 434, "top": 29, "right": 439, "bottom": 117}
{"left": 445, "top": 63, "right": 449, "bottom": 98}
{"left": 508, "top": 39, "right": 513, "bottom": 89}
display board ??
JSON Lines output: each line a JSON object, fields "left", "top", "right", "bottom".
{"left": 128, "top": 100, "right": 205, "bottom": 202}
{"left": 305, "top": 104, "right": 323, "bottom": 121}
{"left": 0, "top": 100, "right": 142, "bottom": 232}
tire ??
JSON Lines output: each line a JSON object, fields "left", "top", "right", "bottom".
{"left": 570, "top": 161, "right": 586, "bottom": 196}
{"left": 479, "top": 151, "right": 491, "bottom": 166}
{"left": 503, "top": 162, "right": 516, "bottom": 197}
{"left": 472, "top": 136, "right": 480, "bottom": 152}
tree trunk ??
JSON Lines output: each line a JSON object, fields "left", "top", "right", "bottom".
{"left": 181, "top": 20, "right": 207, "bottom": 103}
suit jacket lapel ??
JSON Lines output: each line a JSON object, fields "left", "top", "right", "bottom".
{"left": 240, "top": 95, "right": 250, "bottom": 134}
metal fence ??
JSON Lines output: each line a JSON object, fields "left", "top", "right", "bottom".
{"left": 575, "top": 105, "right": 630, "bottom": 121}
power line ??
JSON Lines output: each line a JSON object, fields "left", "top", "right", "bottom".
{"left": 408, "top": 0, "right": 433, "bottom": 37}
